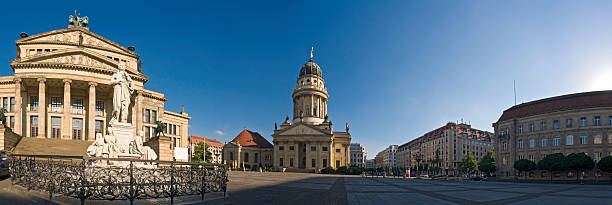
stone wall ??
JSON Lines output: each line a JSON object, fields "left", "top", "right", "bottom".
{"left": 0, "top": 126, "right": 22, "bottom": 151}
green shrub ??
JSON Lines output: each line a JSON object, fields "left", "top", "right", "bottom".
{"left": 349, "top": 166, "right": 362, "bottom": 175}
{"left": 321, "top": 167, "right": 335, "bottom": 174}
{"left": 336, "top": 166, "right": 348, "bottom": 174}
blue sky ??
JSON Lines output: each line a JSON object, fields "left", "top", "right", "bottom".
{"left": 2, "top": 1, "right": 612, "bottom": 158}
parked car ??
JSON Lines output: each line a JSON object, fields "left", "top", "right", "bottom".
{"left": 420, "top": 174, "right": 430, "bottom": 178}
{"left": 470, "top": 175, "right": 488, "bottom": 181}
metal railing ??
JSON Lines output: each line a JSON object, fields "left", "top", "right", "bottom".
{"left": 8, "top": 154, "right": 228, "bottom": 205}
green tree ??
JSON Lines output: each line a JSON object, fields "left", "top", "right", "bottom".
{"left": 478, "top": 150, "right": 496, "bottom": 177}
{"left": 513, "top": 159, "right": 536, "bottom": 179}
{"left": 566, "top": 152, "right": 595, "bottom": 181}
{"left": 192, "top": 142, "right": 212, "bottom": 162}
{"left": 459, "top": 152, "right": 478, "bottom": 175}
{"left": 597, "top": 156, "right": 612, "bottom": 181}
{"left": 154, "top": 121, "right": 167, "bottom": 137}
{"left": 537, "top": 153, "right": 567, "bottom": 181}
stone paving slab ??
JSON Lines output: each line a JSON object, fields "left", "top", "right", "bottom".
{"left": 509, "top": 195, "right": 612, "bottom": 205}
{"left": 436, "top": 189, "right": 524, "bottom": 203}
{"left": 348, "top": 192, "right": 457, "bottom": 205}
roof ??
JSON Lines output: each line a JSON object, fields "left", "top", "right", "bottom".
{"left": 230, "top": 129, "right": 274, "bottom": 148}
{"left": 496, "top": 90, "right": 612, "bottom": 123}
{"left": 189, "top": 136, "right": 223, "bottom": 146}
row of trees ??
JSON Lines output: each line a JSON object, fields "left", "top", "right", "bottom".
{"left": 514, "top": 153, "right": 612, "bottom": 181}
{"left": 458, "top": 150, "right": 497, "bottom": 177}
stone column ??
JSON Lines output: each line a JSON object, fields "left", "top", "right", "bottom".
{"left": 346, "top": 144, "right": 350, "bottom": 167}
{"left": 294, "top": 141, "right": 299, "bottom": 168}
{"left": 329, "top": 141, "right": 334, "bottom": 168}
{"left": 14, "top": 78, "right": 22, "bottom": 135}
{"left": 87, "top": 82, "right": 96, "bottom": 141}
{"left": 62, "top": 79, "right": 71, "bottom": 139}
{"left": 273, "top": 142, "right": 278, "bottom": 168}
{"left": 316, "top": 142, "right": 321, "bottom": 170}
{"left": 306, "top": 141, "right": 311, "bottom": 169}
{"left": 38, "top": 78, "right": 46, "bottom": 138}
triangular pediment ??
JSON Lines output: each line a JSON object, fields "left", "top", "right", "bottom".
{"left": 16, "top": 27, "right": 138, "bottom": 58}
{"left": 275, "top": 123, "right": 330, "bottom": 136}
{"left": 10, "top": 48, "right": 146, "bottom": 79}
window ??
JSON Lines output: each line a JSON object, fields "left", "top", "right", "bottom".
{"left": 173, "top": 125, "right": 177, "bottom": 135}
{"left": 51, "top": 117, "right": 61, "bottom": 138}
{"left": 2, "top": 97, "right": 7, "bottom": 111}
{"left": 144, "top": 109, "right": 150, "bottom": 123}
{"left": 289, "top": 146, "right": 294, "bottom": 150}
{"left": 279, "top": 158, "right": 284, "bottom": 166}
{"left": 30, "top": 116, "right": 38, "bottom": 137}
{"left": 336, "top": 160, "right": 340, "bottom": 167}
{"left": 566, "top": 135, "right": 574, "bottom": 145}
{"left": 145, "top": 127, "right": 150, "bottom": 140}
{"left": 244, "top": 152, "right": 249, "bottom": 162}
{"left": 553, "top": 136, "right": 560, "bottom": 146}
{"left": 595, "top": 152, "right": 602, "bottom": 161}
{"left": 580, "top": 117, "right": 587, "bottom": 127}
{"left": 290, "top": 158, "right": 294, "bottom": 167}
{"left": 30, "top": 96, "right": 38, "bottom": 111}
{"left": 323, "top": 159, "right": 327, "bottom": 167}
{"left": 553, "top": 120, "right": 559, "bottom": 129}
{"left": 541, "top": 137, "right": 547, "bottom": 147}
{"left": 609, "top": 116, "right": 612, "bottom": 125}
{"left": 505, "top": 128, "right": 509, "bottom": 136}
{"left": 72, "top": 98, "right": 83, "bottom": 114}
{"left": 10, "top": 97, "right": 15, "bottom": 112}
{"left": 566, "top": 119, "right": 572, "bottom": 128}
{"left": 51, "top": 97, "right": 62, "bottom": 112}
{"left": 95, "top": 120, "right": 104, "bottom": 136}
{"left": 336, "top": 149, "right": 341, "bottom": 153}
{"left": 254, "top": 153, "right": 258, "bottom": 163}
{"left": 95, "top": 101, "right": 104, "bottom": 116}
{"left": 595, "top": 116, "right": 601, "bottom": 126}
{"left": 580, "top": 134, "right": 588, "bottom": 145}
{"left": 529, "top": 124, "right": 534, "bottom": 132}
{"left": 594, "top": 134, "right": 602, "bottom": 144}
{"left": 529, "top": 139, "right": 535, "bottom": 148}
{"left": 152, "top": 110, "right": 157, "bottom": 123}
{"left": 311, "top": 159, "right": 316, "bottom": 167}
{"left": 541, "top": 122, "right": 547, "bottom": 131}
{"left": 518, "top": 139, "right": 524, "bottom": 149}
{"left": 229, "top": 152, "right": 234, "bottom": 160}
{"left": 322, "top": 146, "right": 328, "bottom": 151}
{"left": 279, "top": 146, "right": 284, "bottom": 151}
{"left": 519, "top": 125, "right": 523, "bottom": 134}
{"left": 311, "top": 146, "right": 316, "bottom": 151}
{"left": 72, "top": 118, "right": 83, "bottom": 140}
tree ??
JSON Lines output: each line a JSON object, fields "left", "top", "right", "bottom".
{"left": 459, "top": 152, "right": 478, "bottom": 175}
{"left": 537, "top": 153, "right": 567, "bottom": 181}
{"left": 566, "top": 153, "right": 595, "bottom": 182}
{"left": 513, "top": 159, "right": 536, "bottom": 179}
{"left": 431, "top": 149, "right": 441, "bottom": 175}
{"left": 192, "top": 142, "right": 212, "bottom": 162}
{"left": 598, "top": 156, "right": 612, "bottom": 173}
{"left": 154, "top": 121, "right": 167, "bottom": 137}
{"left": 479, "top": 150, "right": 496, "bottom": 177}
{"left": 0, "top": 108, "right": 6, "bottom": 127}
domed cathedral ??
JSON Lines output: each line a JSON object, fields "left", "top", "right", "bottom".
{"left": 0, "top": 14, "right": 190, "bottom": 159}
{"left": 272, "top": 48, "right": 351, "bottom": 172}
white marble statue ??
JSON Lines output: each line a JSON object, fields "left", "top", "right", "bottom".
{"left": 130, "top": 130, "right": 157, "bottom": 163}
{"left": 101, "top": 128, "right": 119, "bottom": 159}
{"left": 86, "top": 133, "right": 105, "bottom": 157}
{"left": 110, "top": 62, "right": 134, "bottom": 124}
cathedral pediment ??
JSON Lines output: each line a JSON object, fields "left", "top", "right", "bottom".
{"left": 16, "top": 27, "right": 138, "bottom": 58}
{"left": 274, "top": 123, "right": 331, "bottom": 136}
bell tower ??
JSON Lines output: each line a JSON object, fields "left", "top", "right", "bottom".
{"left": 292, "top": 47, "right": 329, "bottom": 125}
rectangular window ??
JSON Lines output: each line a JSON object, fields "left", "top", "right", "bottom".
{"left": 518, "top": 139, "right": 524, "bottom": 149}
{"left": 595, "top": 116, "right": 601, "bottom": 126}
{"left": 10, "top": 116, "right": 14, "bottom": 130}
{"left": 580, "top": 134, "right": 588, "bottom": 145}
{"left": 541, "top": 137, "right": 547, "bottom": 147}
{"left": 595, "top": 152, "right": 602, "bottom": 161}
{"left": 279, "top": 146, "right": 284, "bottom": 151}
{"left": 72, "top": 98, "right": 83, "bottom": 114}
{"left": 30, "top": 116, "right": 38, "bottom": 137}
{"left": 51, "top": 117, "right": 61, "bottom": 138}
{"left": 152, "top": 110, "right": 157, "bottom": 123}
{"left": 566, "top": 119, "right": 572, "bottom": 128}
{"left": 322, "top": 146, "right": 328, "bottom": 151}
{"left": 279, "top": 158, "right": 284, "bottom": 166}
{"left": 244, "top": 152, "right": 249, "bottom": 162}
{"left": 30, "top": 96, "right": 38, "bottom": 111}
{"left": 323, "top": 159, "right": 327, "bottom": 167}
{"left": 72, "top": 118, "right": 83, "bottom": 140}
{"left": 609, "top": 116, "right": 612, "bottom": 125}
{"left": 144, "top": 126, "right": 150, "bottom": 140}
{"left": 95, "top": 101, "right": 104, "bottom": 116}
{"left": 311, "top": 159, "right": 316, "bottom": 167}
{"left": 144, "top": 109, "right": 150, "bottom": 123}
{"left": 553, "top": 136, "right": 560, "bottom": 146}
{"left": 289, "top": 146, "right": 295, "bottom": 150}
{"left": 529, "top": 139, "right": 535, "bottom": 148}
{"left": 519, "top": 125, "right": 523, "bottom": 134}
{"left": 173, "top": 125, "right": 177, "bottom": 135}
{"left": 95, "top": 120, "right": 104, "bottom": 136}
{"left": 254, "top": 153, "right": 258, "bottom": 163}
{"left": 580, "top": 117, "right": 587, "bottom": 127}
{"left": 290, "top": 158, "right": 294, "bottom": 167}
{"left": 51, "top": 97, "right": 62, "bottom": 112}
{"left": 10, "top": 97, "right": 15, "bottom": 112}
{"left": 529, "top": 124, "right": 534, "bottom": 132}
{"left": 541, "top": 122, "right": 547, "bottom": 131}
{"left": 311, "top": 146, "right": 316, "bottom": 151}
{"left": 336, "top": 149, "right": 341, "bottom": 153}
{"left": 336, "top": 160, "right": 340, "bottom": 167}
{"left": 566, "top": 135, "right": 574, "bottom": 145}
{"left": 594, "top": 134, "right": 602, "bottom": 144}
{"left": 553, "top": 120, "right": 559, "bottom": 129}
{"left": 2, "top": 97, "right": 7, "bottom": 111}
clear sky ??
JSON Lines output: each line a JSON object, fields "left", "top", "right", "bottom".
{"left": 2, "top": 1, "right": 612, "bottom": 158}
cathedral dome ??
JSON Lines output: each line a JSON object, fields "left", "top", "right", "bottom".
{"left": 299, "top": 60, "right": 322, "bottom": 77}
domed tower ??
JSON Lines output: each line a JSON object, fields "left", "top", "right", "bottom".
{"left": 292, "top": 47, "right": 329, "bottom": 125}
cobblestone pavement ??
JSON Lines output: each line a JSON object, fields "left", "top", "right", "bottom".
{"left": 211, "top": 171, "right": 612, "bottom": 205}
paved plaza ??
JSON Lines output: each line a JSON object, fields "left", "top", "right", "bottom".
{"left": 208, "top": 171, "right": 612, "bottom": 205}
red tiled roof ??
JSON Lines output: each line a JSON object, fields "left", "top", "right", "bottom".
{"left": 496, "top": 90, "right": 612, "bottom": 123}
{"left": 189, "top": 136, "right": 223, "bottom": 147}
{"left": 230, "top": 129, "right": 273, "bottom": 148}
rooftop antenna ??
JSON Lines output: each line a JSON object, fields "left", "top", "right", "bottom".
{"left": 514, "top": 80, "right": 517, "bottom": 106}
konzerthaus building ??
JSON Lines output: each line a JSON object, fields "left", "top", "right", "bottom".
{"left": 0, "top": 15, "right": 190, "bottom": 156}
{"left": 494, "top": 90, "right": 612, "bottom": 180}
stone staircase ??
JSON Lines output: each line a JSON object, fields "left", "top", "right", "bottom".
{"left": 12, "top": 137, "right": 92, "bottom": 156}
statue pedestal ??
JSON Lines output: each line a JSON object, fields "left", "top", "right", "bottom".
{"left": 110, "top": 121, "right": 136, "bottom": 153}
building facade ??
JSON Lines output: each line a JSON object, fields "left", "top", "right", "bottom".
{"left": 350, "top": 143, "right": 367, "bottom": 167}
{"left": 494, "top": 90, "right": 612, "bottom": 180}
{"left": 272, "top": 50, "right": 351, "bottom": 172}
{"left": 0, "top": 15, "right": 190, "bottom": 156}
{"left": 189, "top": 136, "right": 223, "bottom": 164}
{"left": 223, "top": 129, "right": 274, "bottom": 169}
{"left": 365, "top": 159, "right": 374, "bottom": 169}
{"left": 374, "top": 145, "right": 398, "bottom": 168}
{"left": 396, "top": 142, "right": 411, "bottom": 170}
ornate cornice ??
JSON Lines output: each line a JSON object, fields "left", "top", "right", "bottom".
{"left": 141, "top": 92, "right": 168, "bottom": 102}
{"left": 10, "top": 62, "right": 148, "bottom": 83}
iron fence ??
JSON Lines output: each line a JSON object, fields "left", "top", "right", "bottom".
{"left": 8, "top": 154, "right": 228, "bottom": 204}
